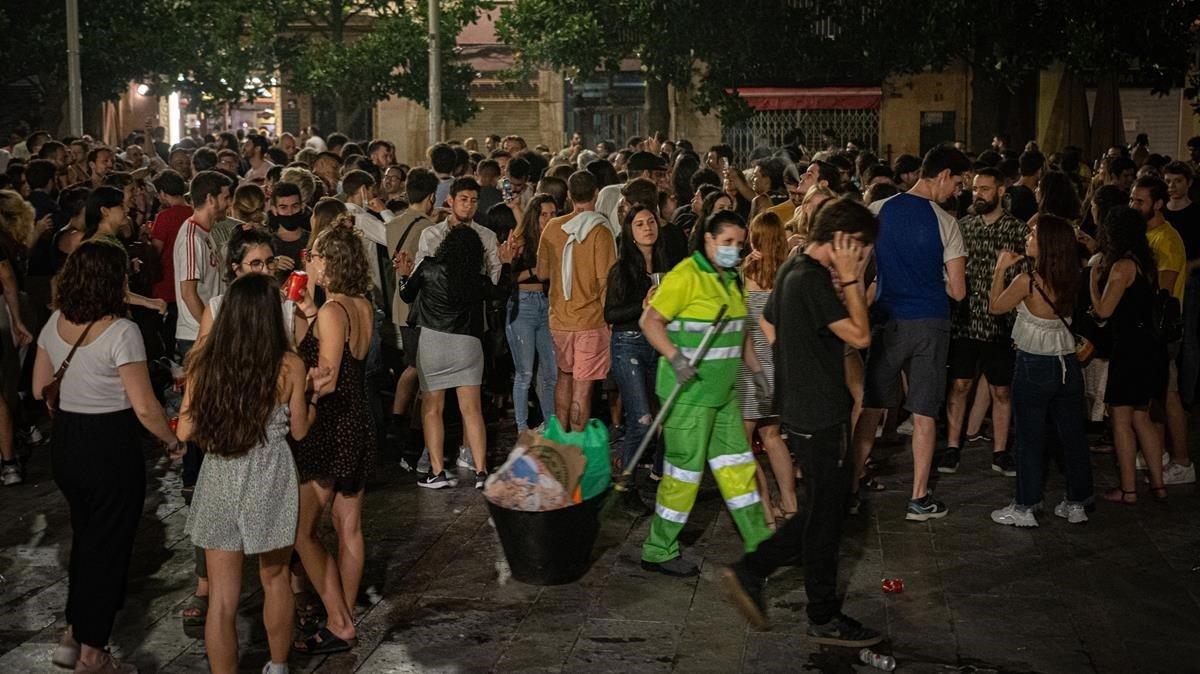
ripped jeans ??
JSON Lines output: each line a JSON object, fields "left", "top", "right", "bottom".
{"left": 506, "top": 291, "right": 557, "bottom": 431}
{"left": 610, "top": 330, "right": 662, "bottom": 470}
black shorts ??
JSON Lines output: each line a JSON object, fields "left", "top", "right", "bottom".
{"left": 948, "top": 338, "right": 1016, "bottom": 387}
{"left": 400, "top": 326, "right": 420, "bottom": 369}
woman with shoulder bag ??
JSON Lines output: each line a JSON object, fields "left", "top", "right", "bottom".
{"left": 987, "top": 215, "right": 1094, "bottom": 527}
{"left": 33, "top": 241, "right": 182, "bottom": 674}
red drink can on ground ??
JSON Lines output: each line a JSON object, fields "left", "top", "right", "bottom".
{"left": 285, "top": 270, "right": 308, "bottom": 302}
{"left": 881, "top": 578, "right": 905, "bottom": 593}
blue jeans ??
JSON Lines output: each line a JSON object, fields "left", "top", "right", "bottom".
{"left": 506, "top": 291, "right": 556, "bottom": 431}
{"left": 610, "top": 331, "right": 661, "bottom": 469}
{"left": 1011, "top": 351, "right": 1093, "bottom": 507}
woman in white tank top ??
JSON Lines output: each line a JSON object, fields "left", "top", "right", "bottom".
{"left": 985, "top": 215, "right": 1093, "bottom": 528}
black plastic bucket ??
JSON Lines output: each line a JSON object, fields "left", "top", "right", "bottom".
{"left": 487, "top": 491, "right": 607, "bottom": 585}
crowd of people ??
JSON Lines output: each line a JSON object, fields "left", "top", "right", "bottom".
{"left": 1, "top": 119, "right": 1198, "bottom": 671}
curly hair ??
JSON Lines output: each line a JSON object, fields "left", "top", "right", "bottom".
{"left": 54, "top": 241, "right": 128, "bottom": 322}
{"left": 0, "top": 189, "right": 34, "bottom": 254}
{"left": 312, "top": 224, "right": 372, "bottom": 296}
{"left": 435, "top": 225, "right": 485, "bottom": 302}
{"left": 1100, "top": 205, "right": 1157, "bottom": 285}
{"left": 185, "top": 274, "right": 289, "bottom": 457}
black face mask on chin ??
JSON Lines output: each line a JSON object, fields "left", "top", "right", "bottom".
{"left": 270, "top": 212, "right": 306, "bottom": 231}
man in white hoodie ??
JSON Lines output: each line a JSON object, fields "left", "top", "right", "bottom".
{"left": 537, "top": 171, "right": 617, "bottom": 430}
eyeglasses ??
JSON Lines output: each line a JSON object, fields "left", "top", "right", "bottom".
{"left": 242, "top": 257, "right": 278, "bottom": 271}
{"left": 302, "top": 250, "right": 323, "bottom": 262}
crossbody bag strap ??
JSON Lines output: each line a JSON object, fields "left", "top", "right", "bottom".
{"left": 1030, "top": 280, "right": 1074, "bottom": 332}
{"left": 51, "top": 321, "right": 97, "bottom": 385}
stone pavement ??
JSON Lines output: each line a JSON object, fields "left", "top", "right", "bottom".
{"left": 0, "top": 422, "right": 1199, "bottom": 673}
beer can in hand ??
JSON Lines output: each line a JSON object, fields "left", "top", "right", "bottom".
{"left": 285, "top": 270, "right": 308, "bottom": 302}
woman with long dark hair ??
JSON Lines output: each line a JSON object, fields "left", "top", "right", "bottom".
{"left": 83, "top": 186, "right": 131, "bottom": 243}
{"left": 688, "top": 190, "right": 736, "bottom": 253}
{"left": 33, "top": 242, "right": 180, "bottom": 673}
{"left": 291, "top": 225, "right": 376, "bottom": 655}
{"left": 738, "top": 211, "right": 797, "bottom": 526}
{"left": 605, "top": 206, "right": 669, "bottom": 475}
{"left": 397, "top": 226, "right": 514, "bottom": 488}
{"left": 1090, "top": 206, "right": 1168, "bottom": 505}
{"left": 180, "top": 274, "right": 323, "bottom": 674}
{"left": 506, "top": 193, "right": 558, "bottom": 432}
{"left": 987, "top": 215, "right": 1093, "bottom": 526}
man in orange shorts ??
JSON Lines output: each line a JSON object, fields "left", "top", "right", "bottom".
{"left": 537, "top": 170, "right": 617, "bottom": 430}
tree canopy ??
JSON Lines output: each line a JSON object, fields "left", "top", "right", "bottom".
{"left": 0, "top": 0, "right": 490, "bottom": 136}
{"left": 496, "top": 0, "right": 1199, "bottom": 126}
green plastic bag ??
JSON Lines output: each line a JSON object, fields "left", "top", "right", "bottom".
{"left": 542, "top": 416, "right": 612, "bottom": 500}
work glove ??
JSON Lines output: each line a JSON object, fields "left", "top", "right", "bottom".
{"left": 752, "top": 370, "right": 772, "bottom": 401}
{"left": 669, "top": 350, "right": 698, "bottom": 385}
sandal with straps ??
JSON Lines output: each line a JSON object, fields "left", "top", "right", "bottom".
{"left": 1101, "top": 488, "right": 1137, "bottom": 505}
{"left": 1149, "top": 483, "right": 1168, "bottom": 503}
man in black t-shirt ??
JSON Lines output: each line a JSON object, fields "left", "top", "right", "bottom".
{"left": 721, "top": 198, "right": 882, "bottom": 646}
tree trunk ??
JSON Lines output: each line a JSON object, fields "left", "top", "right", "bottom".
{"left": 644, "top": 75, "right": 670, "bottom": 138}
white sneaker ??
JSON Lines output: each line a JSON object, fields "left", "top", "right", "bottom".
{"left": 1161, "top": 461, "right": 1196, "bottom": 485}
{"left": 1052, "top": 499, "right": 1088, "bottom": 524}
{"left": 990, "top": 502, "right": 1038, "bottom": 527}
{"left": 1135, "top": 452, "right": 1170, "bottom": 471}
{"left": 25, "top": 426, "right": 44, "bottom": 445}
{"left": 457, "top": 446, "right": 475, "bottom": 470}
{"left": 416, "top": 448, "right": 431, "bottom": 474}
{"left": 0, "top": 462, "right": 22, "bottom": 486}
{"left": 896, "top": 417, "right": 914, "bottom": 436}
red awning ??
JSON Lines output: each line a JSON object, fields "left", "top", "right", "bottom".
{"left": 731, "top": 87, "right": 882, "bottom": 111}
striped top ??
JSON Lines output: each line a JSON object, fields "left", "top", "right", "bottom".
{"left": 736, "top": 290, "right": 775, "bottom": 419}
{"left": 650, "top": 252, "right": 747, "bottom": 408}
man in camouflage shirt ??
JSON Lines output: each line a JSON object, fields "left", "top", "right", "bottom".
{"left": 940, "top": 168, "right": 1028, "bottom": 476}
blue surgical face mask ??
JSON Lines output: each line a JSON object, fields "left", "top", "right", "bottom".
{"left": 715, "top": 245, "right": 741, "bottom": 269}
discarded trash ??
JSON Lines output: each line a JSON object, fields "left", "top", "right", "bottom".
{"left": 881, "top": 578, "right": 905, "bottom": 594}
{"left": 483, "top": 430, "right": 586, "bottom": 511}
{"left": 859, "top": 648, "right": 896, "bottom": 671}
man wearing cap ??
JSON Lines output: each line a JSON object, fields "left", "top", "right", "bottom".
{"left": 596, "top": 151, "right": 670, "bottom": 236}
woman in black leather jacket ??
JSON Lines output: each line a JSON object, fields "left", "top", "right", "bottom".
{"left": 604, "top": 206, "right": 670, "bottom": 478}
{"left": 396, "top": 226, "right": 514, "bottom": 489}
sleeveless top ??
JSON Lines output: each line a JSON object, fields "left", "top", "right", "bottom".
{"left": 1012, "top": 303, "right": 1075, "bottom": 356}
{"left": 294, "top": 300, "right": 375, "bottom": 494}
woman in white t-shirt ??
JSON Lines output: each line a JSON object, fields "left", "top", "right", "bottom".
{"left": 32, "top": 241, "right": 182, "bottom": 674}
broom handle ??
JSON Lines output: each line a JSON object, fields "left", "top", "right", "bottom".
{"left": 619, "top": 304, "right": 729, "bottom": 480}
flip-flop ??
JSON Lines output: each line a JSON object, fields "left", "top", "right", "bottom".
{"left": 293, "top": 627, "right": 356, "bottom": 655}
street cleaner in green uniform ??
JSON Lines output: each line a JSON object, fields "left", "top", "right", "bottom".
{"left": 638, "top": 210, "right": 774, "bottom": 577}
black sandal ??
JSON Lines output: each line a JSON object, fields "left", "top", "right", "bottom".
{"left": 860, "top": 476, "right": 886, "bottom": 492}
{"left": 293, "top": 627, "right": 356, "bottom": 655}
{"left": 294, "top": 593, "right": 325, "bottom": 633}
